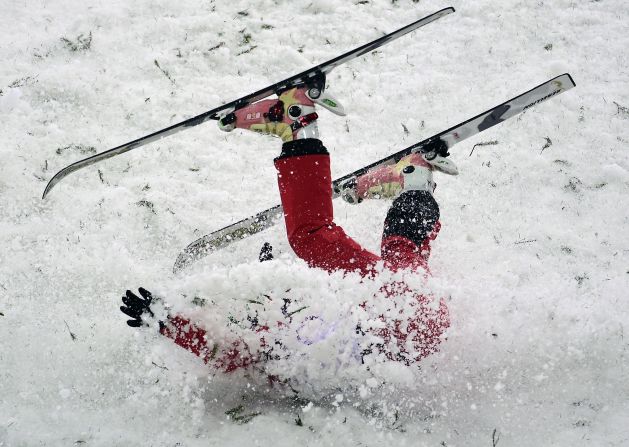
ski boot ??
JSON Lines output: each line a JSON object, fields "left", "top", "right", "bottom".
{"left": 218, "top": 86, "right": 345, "bottom": 142}
{"left": 339, "top": 152, "right": 458, "bottom": 204}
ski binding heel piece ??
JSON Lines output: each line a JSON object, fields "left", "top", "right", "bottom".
{"left": 337, "top": 177, "right": 362, "bottom": 205}
{"left": 308, "top": 91, "right": 346, "bottom": 116}
{"left": 422, "top": 153, "right": 459, "bottom": 175}
{"left": 218, "top": 107, "right": 237, "bottom": 132}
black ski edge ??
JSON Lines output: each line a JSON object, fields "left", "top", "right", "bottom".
{"left": 173, "top": 73, "right": 576, "bottom": 273}
{"left": 42, "top": 8, "right": 455, "bottom": 200}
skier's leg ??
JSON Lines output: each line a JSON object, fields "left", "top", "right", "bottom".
{"left": 274, "top": 139, "right": 381, "bottom": 276}
{"left": 339, "top": 152, "right": 451, "bottom": 271}
{"left": 216, "top": 87, "right": 448, "bottom": 362}
{"left": 218, "top": 87, "right": 380, "bottom": 276}
{"left": 374, "top": 162, "right": 449, "bottom": 360}
{"left": 335, "top": 155, "right": 451, "bottom": 362}
{"left": 380, "top": 190, "right": 441, "bottom": 270}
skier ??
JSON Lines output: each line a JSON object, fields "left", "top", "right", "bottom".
{"left": 121, "top": 87, "right": 456, "bottom": 373}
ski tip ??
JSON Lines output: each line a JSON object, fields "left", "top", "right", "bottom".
{"left": 173, "top": 243, "right": 206, "bottom": 274}
{"left": 549, "top": 73, "right": 576, "bottom": 92}
{"left": 561, "top": 73, "right": 576, "bottom": 87}
{"left": 42, "top": 162, "right": 80, "bottom": 199}
{"left": 42, "top": 176, "right": 58, "bottom": 199}
{"left": 436, "top": 6, "right": 455, "bottom": 15}
{"left": 172, "top": 254, "right": 190, "bottom": 274}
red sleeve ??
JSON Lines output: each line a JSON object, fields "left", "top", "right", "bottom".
{"left": 159, "top": 315, "right": 256, "bottom": 373}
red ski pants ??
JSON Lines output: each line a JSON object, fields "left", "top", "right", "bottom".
{"left": 159, "top": 141, "right": 449, "bottom": 372}
{"left": 275, "top": 150, "right": 435, "bottom": 275}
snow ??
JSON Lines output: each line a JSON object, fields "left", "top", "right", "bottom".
{"left": 1, "top": 0, "right": 629, "bottom": 445}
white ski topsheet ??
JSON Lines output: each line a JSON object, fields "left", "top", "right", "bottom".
{"left": 1, "top": 0, "right": 628, "bottom": 446}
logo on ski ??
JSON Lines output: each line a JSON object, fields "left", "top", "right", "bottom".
{"left": 523, "top": 81, "right": 565, "bottom": 111}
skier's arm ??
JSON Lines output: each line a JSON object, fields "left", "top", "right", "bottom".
{"left": 119, "top": 288, "right": 210, "bottom": 357}
{"left": 158, "top": 315, "right": 217, "bottom": 364}
{"left": 120, "top": 288, "right": 255, "bottom": 373}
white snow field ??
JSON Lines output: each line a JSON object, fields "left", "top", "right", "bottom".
{"left": 1, "top": 0, "right": 628, "bottom": 445}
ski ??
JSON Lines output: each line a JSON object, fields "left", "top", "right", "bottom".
{"left": 42, "top": 7, "right": 455, "bottom": 199}
{"left": 173, "top": 73, "right": 576, "bottom": 273}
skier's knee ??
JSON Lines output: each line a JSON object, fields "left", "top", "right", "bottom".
{"left": 287, "top": 224, "right": 332, "bottom": 264}
{"left": 288, "top": 223, "right": 375, "bottom": 273}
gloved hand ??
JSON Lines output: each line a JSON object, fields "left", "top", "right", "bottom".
{"left": 120, "top": 287, "right": 156, "bottom": 328}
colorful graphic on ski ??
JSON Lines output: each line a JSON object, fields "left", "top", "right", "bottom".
{"left": 42, "top": 7, "right": 455, "bottom": 199}
{"left": 173, "top": 74, "right": 576, "bottom": 273}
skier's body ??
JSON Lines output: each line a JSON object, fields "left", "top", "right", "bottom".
{"left": 121, "top": 87, "right": 455, "bottom": 373}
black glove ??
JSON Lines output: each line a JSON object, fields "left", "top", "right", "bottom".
{"left": 259, "top": 242, "right": 274, "bottom": 262}
{"left": 120, "top": 287, "right": 155, "bottom": 327}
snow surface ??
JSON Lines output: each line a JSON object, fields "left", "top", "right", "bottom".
{"left": 1, "top": 0, "right": 629, "bottom": 445}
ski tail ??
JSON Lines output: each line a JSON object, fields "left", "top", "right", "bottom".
{"left": 173, "top": 205, "right": 283, "bottom": 273}
{"left": 173, "top": 74, "right": 575, "bottom": 273}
